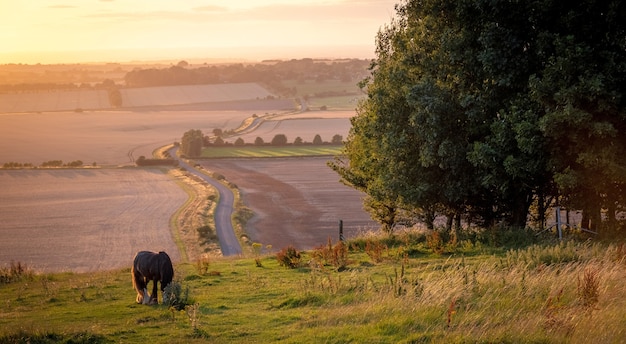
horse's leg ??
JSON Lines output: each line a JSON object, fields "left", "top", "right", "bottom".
{"left": 142, "top": 288, "right": 151, "bottom": 305}
{"left": 151, "top": 278, "right": 159, "bottom": 304}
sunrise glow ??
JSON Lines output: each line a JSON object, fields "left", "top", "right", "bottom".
{"left": 0, "top": 0, "right": 398, "bottom": 64}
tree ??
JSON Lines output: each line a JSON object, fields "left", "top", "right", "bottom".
{"left": 294, "top": 137, "right": 303, "bottom": 145}
{"left": 234, "top": 137, "right": 245, "bottom": 146}
{"left": 312, "top": 134, "right": 323, "bottom": 145}
{"left": 331, "top": 134, "right": 343, "bottom": 144}
{"left": 213, "top": 136, "right": 225, "bottom": 146}
{"left": 181, "top": 129, "right": 203, "bottom": 157}
{"left": 254, "top": 137, "right": 265, "bottom": 146}
{"left": 332, "top": 0, "right": 626, "bottom": 234}
{"left": 271, "top": 134, "right": 288, "bottom": 145}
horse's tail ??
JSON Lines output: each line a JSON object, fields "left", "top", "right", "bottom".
{"left": 131, "top": 252, "right": 147, "bottom": 297}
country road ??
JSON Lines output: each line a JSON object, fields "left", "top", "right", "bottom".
{"left": 169, "top": 147, "right": 242, "bottom": 256}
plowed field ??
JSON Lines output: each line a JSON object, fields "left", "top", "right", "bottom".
{"left": 200, "top": 157, "right": 377, "bottom": 251}
{"left": 0, "top": 169, "right": 187, "bottom": 272}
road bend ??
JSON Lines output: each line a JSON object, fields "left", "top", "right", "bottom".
{"left": 168, "top": 147, "right": 242, "bottom": 256}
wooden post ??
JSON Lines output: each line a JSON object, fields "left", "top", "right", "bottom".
{"left": 339, "top": 219, "right": 344, "bottom": 242}
{"left": 556, "top": 206, "right": 562, "bottom": 240}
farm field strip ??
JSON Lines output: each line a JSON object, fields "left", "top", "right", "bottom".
{"left": 0, "top": 110, "right": 266, "bottom": 165}
{"left": 201, "top": 146, "right": 342, "bottom": 158}
{"left": 233, "top": 117, "right": 352, "bottom": 144}
{"left": 120, "top": 83, "right": 274, "bottom": 107}
{"left": 200, "top": 157, "right": 376, "bottom": 251}
{"left": 0, "top": 89, "right": 110, "bottom": 113}
{"left": 0, "top": 83, "right": 275, "bottom": 113}
{"left": 0, "top": 169, "right": 188, "bottom": 273}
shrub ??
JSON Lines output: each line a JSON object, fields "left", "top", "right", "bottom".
{"left": 164, "top": 280, "right": 192, "bottom": 311}
{"left": 276, "top": 246, "right": 301, "bottom": 269}
{"left": 271, "top": 134, "right": 288, "bottom": 145}
{"left": 426, "top": 231, "right": 444, "bottom": 254}
{"left": 0, "top": 261, "right": 34, "bottom": 284}
{"left": 365, "top": 239, "right": 387, "bottom": 263}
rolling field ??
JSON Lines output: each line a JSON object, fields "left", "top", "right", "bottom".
{"left": 0, "top": 169, "right": 187, "bottom": 272}
{"left": 0, "top": 96, "right": 372, "bottom": 271}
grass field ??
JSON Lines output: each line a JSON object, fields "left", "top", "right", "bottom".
{"left": 1, "top": 236, "right": 624, "bottom": 343}
{"left": 200, "top": 145, "right": 342, "bottom": 158}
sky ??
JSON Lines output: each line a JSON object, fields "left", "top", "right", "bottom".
{"left": 0, "top": 0, "right": 399, "bottom": 64}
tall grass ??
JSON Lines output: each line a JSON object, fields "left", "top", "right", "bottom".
{"left": 1, "top": 238, "right": 624, "bottom": 343}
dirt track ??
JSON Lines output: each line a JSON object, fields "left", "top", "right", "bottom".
{"left": 201, "top": 157, "right": 377, "bottom": 251}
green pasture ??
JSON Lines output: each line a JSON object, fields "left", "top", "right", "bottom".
{"left": 1, "top": 235, "right": 625, "bottom": 343}
{"left": 200, "top": 145, "right": 342, "bottom": 158}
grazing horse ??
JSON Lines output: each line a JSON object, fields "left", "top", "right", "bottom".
{"left": 132, "top": 251, "right": 174, "bottom": 305}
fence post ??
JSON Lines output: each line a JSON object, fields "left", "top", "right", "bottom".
{"left": 339, "top": 219, "right": 344, "bottom": 242}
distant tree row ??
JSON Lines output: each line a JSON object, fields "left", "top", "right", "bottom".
{"left": 180, "top": 129, "right": 344, "bottom": 157}
{"left": 0, "top": 79, "right": 122, "bottom": 94}
{"left": 124, "top": 59, "right": 370, "bottom": 96}
{"left": 2, "top": 160, "right": 85, "bottom": 168}
{"left": 208, "top": 133, "right": 343, "bottom": 146}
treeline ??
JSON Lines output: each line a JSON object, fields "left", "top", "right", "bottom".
{"left": 0, "top": 79, "right": 121, "bottom": 94}
{"left": 2, "top": 160, "right": 87, "bottom": 169}
{"left": 124, "top": 58, "right": 370, "bottom": 95}
{"left": 180, "top": 129, "right": 343, "bottom": 157}
{"left": 209, "top": 133, "right": 343, "bottom": 146}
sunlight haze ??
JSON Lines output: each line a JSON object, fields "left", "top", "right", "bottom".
{"left": 0, "top": 0, "right": 398, "bottom": 64}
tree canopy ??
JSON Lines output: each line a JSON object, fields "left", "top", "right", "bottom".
{"left": 331, "top": 0, "right": 626, "bottom": 235}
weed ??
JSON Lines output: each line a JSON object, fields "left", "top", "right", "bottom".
{"left": 164, "top": 280, "right": 192, "bottom": 311}
{"left": 426, "top": 231, "right": 444, "bottom": 254}
{"left": 276, "top": 246, "right": 302, "bottom": 268}
{"left": 365, "top": 239, "right": 386, "bottom": 263}
{"left": 196, "top": 254, "right": 211, "bottom": 275}
{"left": 0, "top": 261, "right": 33, "bottom": 284}
{"left": 577, "top": 268, "right": 600, "bottom": 310}
{"left": 447, "top": 298, "right": 457, "bottom": 328}
{"left": 186, "top": 302, "right": 201, "bottom": 330}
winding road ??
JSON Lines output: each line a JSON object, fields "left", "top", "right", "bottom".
{"left": 168, "top": 147, "right": 242, "bottom": 256}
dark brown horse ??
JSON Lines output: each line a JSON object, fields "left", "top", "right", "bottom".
{"left": 132, "top": 251, "right": 174, "bottom": 305}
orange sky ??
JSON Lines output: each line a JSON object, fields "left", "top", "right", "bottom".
{"left": 0, "top": 0, "right": 398, "bottom": 64}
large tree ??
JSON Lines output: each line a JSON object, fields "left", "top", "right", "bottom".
{"left": 332, "top": 0, "right": 626, "bottom": 234}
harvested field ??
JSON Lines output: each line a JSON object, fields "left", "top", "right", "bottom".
{"left": 200, "top": 157, "right": 377, "bottom": 251}
{"left": 234, "top": 118, "right": 352, "bottom": 144}
{"left": 0, "top": 89, "right": 109, "bottom": 113}
{"left": 0, "top": 108, "right": 285, "bottom": 166}
{"left": 0, "top": 169, "right": 187, "bottom": 273}
{"left": 0, "top": 83, "right": 278, "bottom": 113}
{"left": 120, "top": 83, "right": 274, "bottom": 107}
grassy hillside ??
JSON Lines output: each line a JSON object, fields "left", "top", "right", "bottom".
{"left": 1, "top": 233, "right": 625, "bottom": 343}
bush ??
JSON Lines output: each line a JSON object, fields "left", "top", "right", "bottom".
{"left": 276, "top": 246, "right": 301, "bottom": 269}
{"left": 0, "top": 261, "right": 34, "bottom": 284}
{"left": 271, "top": 134, "right": 288, "bottom": 145}
{"left": 163, "top": 280, "right": 192, "bottom": 311}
